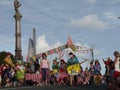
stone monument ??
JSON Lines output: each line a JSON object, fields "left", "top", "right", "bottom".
{"left": 14, "top": 0, "right": 23, "bottom": 60}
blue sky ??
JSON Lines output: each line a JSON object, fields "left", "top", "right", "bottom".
{"left": 0, "top": 0, "right": 120, "bottom": 68}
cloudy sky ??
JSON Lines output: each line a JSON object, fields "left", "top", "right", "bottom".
{"left": 0, "top": 0, "right": 120, "bottom": 63}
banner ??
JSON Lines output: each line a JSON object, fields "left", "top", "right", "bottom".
{"left": 36, "top": 44, "right": 67, "bottom": 58}
{"left": 31, "top": 36, "right": 92, "bottom": 59}
{"left": 25, "top": 74, "right": 42, "bottom": 83}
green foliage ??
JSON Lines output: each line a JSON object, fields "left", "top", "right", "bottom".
{"left": 0, "top": 51, "right": 14, "bottom": 65}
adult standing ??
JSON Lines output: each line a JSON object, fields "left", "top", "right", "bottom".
{"left": 113, "top": 51, "right": 120, "bottom": 89}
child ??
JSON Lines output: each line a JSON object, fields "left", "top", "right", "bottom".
{"left": 67, "top": 52, "right": 79, "bottom": 86}
{"left": 40, "top": 53, "right": 50, "bottom": 85}
{"left": 58, "top": 59, "right": 67, "bottom": 85}
{"left": 52, "top": 59, "right": 59, "bottom": 85}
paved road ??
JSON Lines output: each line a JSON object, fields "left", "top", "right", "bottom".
{"left": 0, "top": 85, "right": 107, "bottom": 90}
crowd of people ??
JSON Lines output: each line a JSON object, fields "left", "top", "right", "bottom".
{"left": 0, "top": 51, "right": 120, "bottom": 90}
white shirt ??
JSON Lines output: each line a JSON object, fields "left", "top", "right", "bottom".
{"left": 115, "top": 57, "right": 120, "bottom": 72}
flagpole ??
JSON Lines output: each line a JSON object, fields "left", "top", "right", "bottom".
{"left": 90, "top": 48, "right": 94, "bottom": 61}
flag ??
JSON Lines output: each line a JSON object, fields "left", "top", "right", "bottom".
{"left": 26, "top": 38, "right": 34, "bottom": 62}
{"left": 67, "top": 36, "right": 76, "bottom": 52}
{"left": 67, "top": 36, "right": 73, "bottom": 46}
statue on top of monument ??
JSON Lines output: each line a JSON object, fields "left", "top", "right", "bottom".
{"left": 14, "top": 0, "right": 21, "bottom": 12}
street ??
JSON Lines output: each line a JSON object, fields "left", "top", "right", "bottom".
{"left": 0, "top": 85, "right": 107, "bottom": 90}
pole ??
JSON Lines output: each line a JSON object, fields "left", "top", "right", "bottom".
{"left": 91, "top": 48, "right": 94, "bottom": 61}
{"left": 33, "top": 28, "right": 36, "bottom": 56}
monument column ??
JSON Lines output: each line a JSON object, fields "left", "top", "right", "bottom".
{"left": 14, "top": 0, "right": 23, "bottom": 60}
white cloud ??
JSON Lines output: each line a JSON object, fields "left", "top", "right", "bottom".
{"left": 36, "top": 35, "right": 62, "bottom": 54}
{"left": 70, "top": 14, "right": 106, "bottom": 30}
{"left": 36, "top": 35, "right": 50, "bottom": 53}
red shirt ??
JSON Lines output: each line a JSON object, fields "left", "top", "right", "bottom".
{"left": 104, "top": 60, "right": 110, "bottom": 65}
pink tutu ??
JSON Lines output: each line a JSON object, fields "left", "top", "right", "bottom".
{"left": 59, "top": 72, "right": 68, "bottom": 79}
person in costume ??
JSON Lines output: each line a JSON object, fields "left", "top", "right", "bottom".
{"left": 93, "top": 60, "right": 101, "bottom": 75}
{"left": 103, "top": 57, "right": 114, "bottom": 88}
{"left": 88, "top": 61, "right": 94, "bottom": 85}
{"left": 103, "top": 57, "right": 113, "bottom": 76}
{"left": 2, "top": 53, "right": 12, "bottom": 87}
{"left": 16, "top": 61, "right": 25, "bottom": 86}
{"left": 84, "top": 68, "right": 90, "bottom": 84}
{"left": 58, "top": 59, "right": 67, "bottom": 85}
{"left": 93, "top": 60, "right": 102, "bottom": 86}
{"left": 52, "top": 59, "right": 59, "bottom": 85}
{"left": 78, "top": 67, "right": 85, "bottom": 85}
{"left": 67, "top": 52, "right": 79, "bottom": 86}
{"left": 89, "top": 61, "right": 94, "bottom": 75}
{"left": 40, "top": 53, "right": 50, "bottom": 85}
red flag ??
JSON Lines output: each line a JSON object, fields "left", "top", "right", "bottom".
{"left": 67, "top": 36, "right": 73, "bottom": 46}
{"left": 67, "top": 36, "right": 76, "bottom": 52}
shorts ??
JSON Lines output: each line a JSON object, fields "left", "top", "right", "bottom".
{"left": 113, "top": 71, "right": 120, "bottom": 79}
